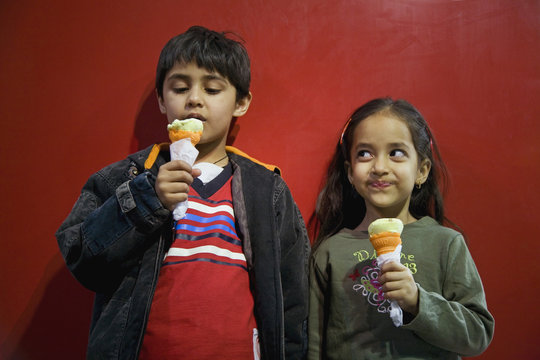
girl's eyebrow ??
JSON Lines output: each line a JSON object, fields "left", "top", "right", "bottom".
{"left": 353, "top": 141, "right": 412, "bottom": 150}
{"left": 388, "top": 142, "right": 412, "bottom": 149}
{"left": 353, "top": 142, "right": 373, "bottom": 149}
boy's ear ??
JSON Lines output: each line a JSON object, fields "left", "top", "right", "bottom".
{"left": 416, "top": 158, "right": 432, "bottom": 185}
{"left": 233, "top": 92, "right": 252, "bottom": 118}
{"left": 156, "top": 89, "right": 166, "bottom": 114}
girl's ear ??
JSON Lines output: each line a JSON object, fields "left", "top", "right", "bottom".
{"left": 345, "top": 161, "right": 353, "bottom": 184}
{"left": 233, "top": 91, "right": 252, "bottom": 118}
{"left": 416, "top": 158, "right": 432, "bottom": 185}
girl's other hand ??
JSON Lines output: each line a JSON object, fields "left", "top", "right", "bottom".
{"left": 379, "top": 261, "right": 419, "bottom": 315}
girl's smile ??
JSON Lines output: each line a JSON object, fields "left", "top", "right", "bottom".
{"left": 369, "top": 180, "right": 392, "bottom": 190}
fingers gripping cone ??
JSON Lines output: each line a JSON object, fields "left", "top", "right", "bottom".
{"left": 368, "top": 218, "right": 404, "bottom": 327}
{"left": 167, "top": 119, "right": 203, "bottom": 220}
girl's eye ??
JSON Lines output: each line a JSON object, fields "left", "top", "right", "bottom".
{"left": 173, "top": 87, "right": 189, "bottom": 94}
{"left": 390, "top": 149, "right": 406, "bottom": 158}
{"left": 357, "top": 150, "right": 373, "bottom": 160}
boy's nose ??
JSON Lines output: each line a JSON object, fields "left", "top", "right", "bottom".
{"left": 186, "top": 88, "right": 203, "bottom": 107}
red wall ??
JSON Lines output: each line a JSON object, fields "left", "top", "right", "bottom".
{"left": 1, "top": 0, "right": 538, "bottom": 358}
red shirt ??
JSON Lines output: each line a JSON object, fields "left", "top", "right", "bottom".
{"left": 140, "top": 172, "right": 259, "bottom": 359}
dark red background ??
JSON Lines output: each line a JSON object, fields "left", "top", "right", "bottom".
{"left": 1, "top": 0, "right": 538, "bottom": 358}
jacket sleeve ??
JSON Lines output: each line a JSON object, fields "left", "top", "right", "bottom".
{"left": 55, "top": 164, "right": 170, "bottom": 293}
{"left": 275, "top": 180, "right": 311, "bottom": 359}
{"left": 307, "top": 248, "right": 327, "bottom": 360}
{"left": 403, "top": 234, "right": 495, "bottom": 356}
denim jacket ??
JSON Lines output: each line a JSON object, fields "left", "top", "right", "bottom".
{"left": 56, "top": 144, "right": 310, "bottom": 360}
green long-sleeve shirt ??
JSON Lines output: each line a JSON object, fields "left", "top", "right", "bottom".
{"left": 308, "top": 217, "right": 494, "bottom": 359}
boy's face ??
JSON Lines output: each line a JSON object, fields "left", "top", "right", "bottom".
{"left": 158, "top": 61, "right": 251, "bottom": 150}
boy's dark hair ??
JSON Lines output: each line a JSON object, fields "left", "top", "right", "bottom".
{"left": 155, "top": 26, "right": 251, "bottom": 101}
{"left": 311, "top": 97, "right": 450, "bottom": 245}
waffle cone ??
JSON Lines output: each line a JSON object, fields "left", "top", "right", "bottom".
{"left": 168, "top": 129, "right": 202, "bottom": 146}
{"left": 369, "top": 231, "right": 402, "bottom": 256}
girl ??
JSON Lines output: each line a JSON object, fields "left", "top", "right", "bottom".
{"left": 308, "top": 98, "right": 494, "bottom": 359}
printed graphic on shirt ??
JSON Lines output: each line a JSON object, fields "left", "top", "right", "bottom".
{"left": 349, "top": 251, "right": 418, "bottom": 313}
{"left": 352, "top": 249, "right": 418, "bottom": 274}
{"left": 349, "top": 259, "right": 390, "bottom": 313}
{"left": 163, "top": 196, "right": 247, "bottom": 271}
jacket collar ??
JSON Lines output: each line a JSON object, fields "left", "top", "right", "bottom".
{"left": 143, "top": 143, "right": 281, "bottom": 175}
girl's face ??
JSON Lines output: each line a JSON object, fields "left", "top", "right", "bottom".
{"left": 346, "top": 112, "right": 431, "bottom": 222}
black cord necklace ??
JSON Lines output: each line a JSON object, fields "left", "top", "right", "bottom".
{"left": 213, "top": 155, "right": 228, "bottom": 165}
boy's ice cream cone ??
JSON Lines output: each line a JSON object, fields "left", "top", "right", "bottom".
{"left": 167, "top": 118, "right": 204, "bottom": 145}
{"left": 368, "top": 218, "right": 403, "bottom": 256}
{"left": 167, "top": 118, "right": 204, "bottom": 220}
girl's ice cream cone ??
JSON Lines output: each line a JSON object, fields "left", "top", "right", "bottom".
{"left": 368, "top": 218, "right": 405, "bottom": 327}
{"left": 368, "top": 218, "right": 403, "bottom": 256}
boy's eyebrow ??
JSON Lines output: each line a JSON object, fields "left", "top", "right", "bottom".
{"left": 203, "top": 74, "right": 227, "bottom": 82}
{"left": 166, "top": 73, "right": 227, "bottom": 83}
{"left": 166, "top": 73, "right": 190, "bottom": 82}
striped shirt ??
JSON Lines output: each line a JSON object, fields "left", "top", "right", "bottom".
{"left": 140, "top": 165, "right": 259, "bottom": 359}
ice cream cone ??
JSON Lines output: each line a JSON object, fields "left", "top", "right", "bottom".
{"left": 368, "top": 218, "right": 403, "bottom": 256}
{"left": 167, "top": 118, "right": 203, "bottom": 145}
{"left": 368, "top": 218, "right": 405, "bottom": 327}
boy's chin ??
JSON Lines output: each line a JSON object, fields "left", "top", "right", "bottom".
{"left": 196, "top": 137, "right": 227, "bottom": 148}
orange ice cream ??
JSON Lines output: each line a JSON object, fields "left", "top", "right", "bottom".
{"left": 167, "top": 118, "right": 203, "bottom": 145}
{"left": 368, "top": 218, "right": 403, "bottom": 256}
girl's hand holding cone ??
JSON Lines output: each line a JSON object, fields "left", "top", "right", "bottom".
{"left": 379, "top": 261, "right": 419, "bottom": 316}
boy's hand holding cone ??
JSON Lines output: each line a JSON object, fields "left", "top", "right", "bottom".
{"left": 167, "top": 118, "right": 203, "bottom": 220}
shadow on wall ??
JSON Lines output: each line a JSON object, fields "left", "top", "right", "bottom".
{"left": 1, "top": 253, "right": 93, "bottom": 359}
{"left": 2, "top": 86, "right": 170, "bottom": 360}
{"left": 131, "top": 84, "right": 169, "bottom": 153}
{"left": 1, "top": 87, "right": 164, "bottom": 360}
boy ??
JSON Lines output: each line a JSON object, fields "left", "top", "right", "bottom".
{"left": 56, "top": 26, "right": 310, "bottom": 359}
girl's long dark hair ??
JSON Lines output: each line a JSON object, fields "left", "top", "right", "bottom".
{"left": 310, "top": 98, "right": 450, "bottom": 248}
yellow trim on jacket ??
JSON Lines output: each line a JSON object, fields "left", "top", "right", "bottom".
{"left": 144, "top": 143, "right": 280, "bottom": 173}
